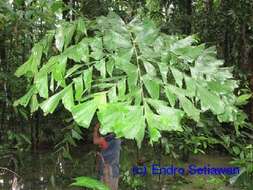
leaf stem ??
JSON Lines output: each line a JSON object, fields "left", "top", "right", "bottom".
{"left": 129, "top": 33, "right": 145, "bottom": 105}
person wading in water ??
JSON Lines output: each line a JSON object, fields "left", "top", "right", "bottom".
{"left": 93, "top": 122, "right": 121, "bottom": 190}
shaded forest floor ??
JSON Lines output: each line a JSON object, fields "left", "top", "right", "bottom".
{"left": 1, "top": 141, "right": 250, "bottom": 190}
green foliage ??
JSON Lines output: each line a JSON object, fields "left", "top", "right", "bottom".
{"left": 230, "top": 144, "right": 253, "bottom": 187}
{"left": 14, "top": 12, "right": 245, "bottom": 146}
{"left": 7, "top": 130, "right": 31, "bottom": 150}
{"left": 71, "top": 176, "right": 110, "bottom": 190}
{"left": 122, "top": 170, "right": 146, "bottom": 189}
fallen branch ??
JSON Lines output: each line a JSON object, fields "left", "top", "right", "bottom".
{"left": 0, "top": 167, "right": 20, "bottom": 178}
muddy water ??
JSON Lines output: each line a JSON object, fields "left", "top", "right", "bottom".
{"left": 0, "top": 143, "right": 244, "bottom": 190}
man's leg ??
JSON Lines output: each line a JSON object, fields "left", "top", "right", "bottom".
{"left": 110, "top": 177, "right": 119, "bottom": 190}
{"left": 102, "top": 164, "right": 119, "bottom": 190}
{"left": 102, "top": 163, "right": 112, "bottom": 187}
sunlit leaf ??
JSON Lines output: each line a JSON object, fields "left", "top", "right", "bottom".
{"left": 178, "top": 95, "right": 200, "bottom": 122}
{"left": 35, "top": 71, "right": 48, "bottom": 98}
{"left": 143, "top": 74, "right": 160, "bottom": 99}
{"left": 65, "top": 64, "right": 84, "bottom": 78}
{"left": 14, "top": 85, "right": 37, "bottom": 107}
{"left": 97, "top": 103, "right": 145, "bottom": 146}
{"left": 117, "top": 79, "right": 126, "bottom": 97}
{"left": 170, "top": 67, "right": 184, "bottom": 88}
{"left": 170, "top": 35, "right": 197, "bottom": 51}
{"left": 62, "top": 85, "right": 74, "bottom": 111}
{"left": 71, "top": 99, "right": 97, "bottom": 128}
{"left": 94, "top": 59, "right": 106, "bottom": 78}
{"left": 197, "top": 84, "right": 225, "bottom": 114}
{"left": 83, "top": 67, "right": 93, "bottom": 91}
{"left": 30, "top": 94, "right": 39, "bottom": 113}
{"left": 40, "top": 90, "right": 64, "bottom": 115}
{"left": 71, "top": 176, "right": 110, "bottom": 190}
{"left": 143, "top": 61, "right": 156, "bottom": 76}
{"left": 74, "top": 75, "right": 83, "bottom": 101}
{"left": 14, "top": 13, "right": 243, "bottom": 145}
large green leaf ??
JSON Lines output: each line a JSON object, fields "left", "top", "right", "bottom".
{"left": 71, "top": 176, "right": 110, "bottom": 190}
{"left": 30, "top": 94, "right": 39, "bottom": 113}
{"left": 62, "top": 85, "right": 74, "bottom": 111}
{"left": 142, "top": 74, "right": 160, "bottom": 99}
{"left": 114, "top": 49, "right": 134, "bottom": 70}
{"left": 170, "top": 35, "right": 197, "bottom": 51}
{"left": 194, "top": 47, "right": 223, "bottom": 76}
{"left": 42, "top": 30, "right": 55, "bottom": 55}
{"left": 235, "top": 93, "right": 252, "bottom": 106}
{"left": 75, "top": 18, "right": 87, "bottom": 42}
{"left": 40, "top": 88, "right": 65, "bottom": 115}
{"left": 34, "top": 71, "right": 48, "bottom": 98}
{"left": 65, "top": 64, "right": 85, "bottom": 78}
{"left": 74, "top": 75, "right": 83, "bottom": 101}
{"left": 106, "top": 57, "right": 114, "bottom": 77}
{"left": 31, "top": 43, "right": 43, "bottom": 68}
{"left": 71, "top": 99, "right": 97, "bottom": 128}
{"left": 15, "top": 43, "right": 43, "bottom": 77}
{"left": 158, "top": 61, "right": 168, "bottom": 83}
{"left": 117, "top": 78, "right": 126, "bottom": 97}
{"left": 64, "top": 23, "right": 76, "bottom": 49}
{"left": 94, "top": 92, "right": 107, "bottom": 110}
{"left": 90, "top": 37, "right": 103, "bottom": 60}
{"left": 52, "top": 57, "right": 67, "bottom": 87}
{"left": 170, "top": 67, "right": 184, "bottom": 87}
{"left": 172, "top": 44, "right": 205, "bottom": 62}
{"left": 108, "top": 86, "right": 117, "bottom": 102}
{"left": 129, "top": 18, "right": 159, "bottom": 44}
{"left": 144, "top": 104, "right": 161, "bottom": 143}
{"left": 184, "top": 75, "right": 196, "bottom": 97}
{"left": 178, "top": 95, "right": 200, "bottom": 122}
{"left": 83, "top": 67, "right": 93, "bottom": 91}
{"left": 143, "top": 61, "right": 156, "bottom": 76}
{"left": 55, "top": 22, "right": 75, "bottom": 52}
{"left": 146, "top": 106, "right": 184, "bottom": 132}
{"left": 146, "top": 99, "right": 184, "bottom": 131}
{"left": 97, "top": 103, "right": 145, "bottom": 146}
{"left": 96, "top": 12, "right": 128, "bottom": 36}
{"left": 197, "top": 84, "right": 225, "bottom": 114}
{"left": 14, "top": 85, "right": 37, "bottom": 107}
{"left": 64, "top": 38, "right": 89, "bottom": 62}
{"left": 164, "top": 87, "right": 177, "bottom": 107}
{"left": 94, "top": 59, "right": 106, "bottom": 78}
{"left": 103, "top": 29, "right": 132, "bottom": 50}
{"left": 14, "top": 13, "right": 243, "bottom": 146}
{"left": 207, "top": 80, "right": 237, "bottom": 94}
{"left": 165, "top": 84, "right": 192, "bottom": 98}
{"left": 15, "top": 57, "right": 33, "bottom": 77}
{"left": 55, "top": 25, "right": 65, "bottom": 52}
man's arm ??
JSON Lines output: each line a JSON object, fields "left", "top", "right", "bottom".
{"left": 93, "top": 123, "right": 103, "bottom": 144}
{"left": 93, "top": 123, "right": 108, "bottom": 149}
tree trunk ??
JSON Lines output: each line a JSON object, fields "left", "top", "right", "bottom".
{"left": 35, "top": 112, "right": 40, "bottom": 150}
{"left": 205, "top": 0, "right": 213, "bottom": 12}
{"left": 239, "top": 23, "right": 249, "bottom": 69}
{"left": 31, "top": 112, "right": 40, "bottom": 152}
{"left": 31, "top": 116, "right": 35, "bottom": 152}
{"left": 0, "top": 32, "right": 6, "bottom": 141}
{"left": 220, "top": 0, "right": 230, "bottom": 65}
{"left": 185, "top": 0, "right": 192, "bottom": 34}
{"left": 63, "top": 0, "right": 70, "bottom": 20}
{"left": 248, "top": 48, "right": 253, "bottom": 122}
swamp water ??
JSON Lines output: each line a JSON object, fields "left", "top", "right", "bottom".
{"left": 0, "top": 143, "right": 246, "bottom": 190}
